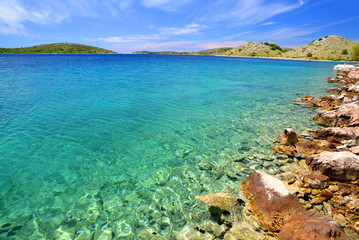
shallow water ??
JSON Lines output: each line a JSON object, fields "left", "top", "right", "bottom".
{"left": 0, "top": 54, "right": 337, "bottom": 239}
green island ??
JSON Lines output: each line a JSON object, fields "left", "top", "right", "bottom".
{"left": 0, "top": 43, "right": 116, "bottom": 54}
{"left": 133, "top": 35, "right": 359, "bottom": 61}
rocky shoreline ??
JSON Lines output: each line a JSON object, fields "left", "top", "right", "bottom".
{"left": 186, "top": 64, "right": 359, "bottom": 239}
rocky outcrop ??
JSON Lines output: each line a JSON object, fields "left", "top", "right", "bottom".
{"left": 333, "top": 64, "right": 356, "bottom": 74}
{"left": 306, "top": 151, "right": 359, "bottom": 181}
{"left": 240, "top": 171, "right": 306, "bottom": 231}
{"left": 278, "top": 211, "right": 349, "bottom": 240}
{"left": 312, "top": 127, "right": 359, "bottom": 143}
{"left": 312, "top": 103, "right": 359, "bottom": 127}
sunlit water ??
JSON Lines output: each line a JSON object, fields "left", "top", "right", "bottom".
{"left": 0, "top": 54, "right": 337, "bottom": 239}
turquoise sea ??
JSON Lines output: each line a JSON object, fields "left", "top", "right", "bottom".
{"left": 0, "top": 54, "right": 336, "bottom": 239}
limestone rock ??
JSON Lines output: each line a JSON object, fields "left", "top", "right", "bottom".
{"left": 298, "top": 170, "right": 330, "bottom": 189}
{"left": 312, "top": 127, "right": 359, "bottom": 143}
{"left": 295, "top": 140, "right": 330, "bottom": 156}
{"left": 278, "top": 211, "right": 349, "bottom": 240}
{"left": 312, "top": 103, "right": 359, "bottom": 127}
{"left": 195, "top": 193, "right": 238, "bottom": 212}
{"left": 272, "top": 144, "right": 297, "bottom": 156}
{"left": 348, "top": 82, "right": 359, "bottom": 93}
{"left": 276, "top": 128, "right": 300, "bottom": 145}
{"left": 348, "top": 68, "right": 359, "bottom": 82}
{"left": 306, "top": 151, "right": 359, "bottom": 181}
{"left": 333, "top": 64, "right": 356, "bottom": 74}
{"left": 240, "top": 171, "right": 306, "bottom": 232}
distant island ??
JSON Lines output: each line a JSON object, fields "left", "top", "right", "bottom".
{"left": 0, "top": 43, "right": 116, "bottom": 54}
{"left": 133, "top": 35, "right": 359, "bottom": 61}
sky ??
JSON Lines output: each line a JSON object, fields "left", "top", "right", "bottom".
{"left": 0, "top": 0, "right": 358, "bottom": 53}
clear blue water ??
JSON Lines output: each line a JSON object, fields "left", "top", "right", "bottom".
{"left": 0, "top": 54, "right": 336, "bottom": 239}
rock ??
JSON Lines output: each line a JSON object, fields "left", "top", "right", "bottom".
{"left": 334, "top": 213, "right": 348, "bottom": 227}
{"left": 312, "top": 127, "right": 359, "bottom": 143}
{"left": 348, "top": 82, "right": 359, "bottom": 93}
{"left": 306, "top": 151, "right": 359, "bottom": 181}
{"left": 195, "top": 193, "right": 239, "bottom": 212}
{"left": 272, "top": 144, "right": 297, "bottom": 156}
{"left": 299, "top": 96, "right": 313, "bottom": 102}
{"left": 198, "top": 220, "right": 227, "bottom": 237}
{"left": 278, "top": 211, "right": 349, "bottom": 240}
{"left": 348, "top": 68, "right": 359, "bottom": 82}
{"left": 93, "top": 230, "right": 112, "bottom": 240}
{"left": 299, "top": 170, "right": 330, "bottom": 189}
{"left": 295, "top": 140, "right": 330, "bottom": 156}
{"left": 312, "top": 103, "right": 359, "bottom": 127}
{"left": 276, "top": 128, "right": 300, "bottom": 145}
{"left": 240, "top": 171, "right": 306, "bottom": 232}
{"left": 333, "top": 64, "right": 356, "bottom": 74}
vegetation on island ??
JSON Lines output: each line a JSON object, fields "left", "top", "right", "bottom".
{"left": 132, "top": 35, "right": 358, "bottom": 61}
{"left": 132, "top": 47, "right": 233, "bottom": 56}
{"left": 0, "top": 43, "right": 116, "bottom": 54}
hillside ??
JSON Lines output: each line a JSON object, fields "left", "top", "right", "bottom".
{"left": 283, "top": 35, "right": 357, "bottom": 61}
{"left": 132, "top": 47, "right": 233, "bottom": 56}
{"left": 0, "top": 43, "right": 116, "bottom": 54}
{"left": 220, "top": 42, "right": 285, "bottom": 57}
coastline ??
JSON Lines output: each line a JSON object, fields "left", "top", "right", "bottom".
{"left": 191, "top": 64, "right": 359, "bottom": 239}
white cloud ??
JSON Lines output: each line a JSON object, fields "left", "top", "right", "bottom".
{"left": 0, "top": 0, "right": 133, "bottom": 35}
{"left": 141, "top": 0, "right": 192, "bottom": 11}
{"left": 158, "top": 24, "right": 207, "bottom": 35}
{"left": 261, "top": 21, "right": 277, "bottom": 26}
{"left": 203, "top": 0, "right": 305, "bottom": 26}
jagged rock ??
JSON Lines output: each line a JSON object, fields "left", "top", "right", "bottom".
{"left": 272, "top": 144, "right": 297, "bottom": 156}
{"left": 306, "top": 151, "right": 359, "bottom": 181}
{"left": 195, "top": 193, "right": 239, "bottom": 212}
{"left": 299, "top": 96, "right": 313, "bottom": 102}
{"left": 312, "top": 127, "right": 359, "bottom": 143}
{"left": 240, "top": 171, "right": 306, "bottom": 232}
{"left": 348, "top": 82, "right": 359, "bottom": 93}
{"left": 278, "top": 211, "right": 349, "bottom": 240}
{"left": 348, "top": 68, "right": 359, "bottom": 82}
{"left": 276, "top": 128, "right": 300, "bottom": 145}
{"left": 295, "top": 140, "right": 331, "bottom": 156}
{"left": 312, "top": 103, "right": 359, "bottom": 127}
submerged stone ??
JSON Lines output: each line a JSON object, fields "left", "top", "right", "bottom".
{"left": 195, "top": 192, "right": 238, "bottom": 212}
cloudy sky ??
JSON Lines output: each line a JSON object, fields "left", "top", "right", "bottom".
{"left": 0, "top": 0, "right": 358, "bottom": 53}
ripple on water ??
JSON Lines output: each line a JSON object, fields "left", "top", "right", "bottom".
{"left": 0, "top": 54, "right": 337, "bottom": 239}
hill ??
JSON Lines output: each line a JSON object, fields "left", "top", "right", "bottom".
{"left": 283, "top": 35, "right": 357, "bottom": 61}
{"left": 0, "top": 43, "right": 116, "bottom": 54}
{"left": 132, "top": 47, "right": 233, "bottom": 56}
{"left": 220, "top": 42, "right": 285, "bottom": 57}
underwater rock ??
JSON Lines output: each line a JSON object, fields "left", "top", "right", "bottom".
{"left": 195, "top": 193, "right": 239, "bottom": 212}
{"left": 240, "top": 171, "right": 306, "bottom": 232}
{"left": 306, "top": 151, "right": 359, "bottom": 181}
{"left": 176, "top": 225, "right": 215, "bottom": 240}
{"left": 312, "top": 103, "right": 359, "bottom": 127}
{"left": 93, "top": 230, "right": 112, "bottom": 240}
{"left": 278, "top": 211, "right": 349, "bottom": 240}
{"left": 276, "top": 128, "right": 300, "bottom": 146}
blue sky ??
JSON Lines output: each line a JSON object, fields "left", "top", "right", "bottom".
{"left": 0, "top": 0, "right": 358, "bottom": 53}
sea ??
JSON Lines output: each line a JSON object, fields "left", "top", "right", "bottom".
{"left": 0, "top": 54, "right": 337, "bottom": 239}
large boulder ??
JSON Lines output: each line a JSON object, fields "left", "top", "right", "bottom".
{"left": 240, "top": 171, "right": 306, "bottom": 232}
{"left": 278, "top": 211, "right": 349, "bottom": 240}
{"left": 295, "top": 140, "right": 331, "bottom": 156}
{"left": 312, "top": 103, "right": 359, "bottom": 127}
{"left": 306, "top": 151, "right": 359, "bottom": 181}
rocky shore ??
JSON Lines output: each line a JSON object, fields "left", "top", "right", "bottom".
{"left": 189, "top": 64, "right": 359, "bottom": 239}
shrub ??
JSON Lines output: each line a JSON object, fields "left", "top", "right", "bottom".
{"left": 318, "top": 38, "right": 323, "bottom": 41}
{"left": 250, "top": 52, "right": 256, "bottom": 56}
{"left": 352, "top": 44, "right": 359, "bottom": 61}
{"left": 342, "top": 49, "right": 348, "bottom": 55}
{"left": 307, "top": 52, "right": 313, "bottom": 57}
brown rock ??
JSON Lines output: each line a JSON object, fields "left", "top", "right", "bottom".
{"left": 295, "top": 140, "right": 330, "bottom": 156}
{"left": 312, "top": 103, "right": 359, "bottom": 127}
{"left": 300, "top": 96, "right": 313, "bottom": 102}
{"left": 348, "top": 68, "right": 359, "bottom": 82}
{"left": 299, "top": 170, "right": 330, "bottom": 189}
{"left": 312, "top": 127, "right": 359, "bottom": 143}
{"left": 276, "top": 128, "right": 300, "bottom": 145}
{"left": 321, "top": 189, "right": 333, "bottom": 200}
{"left": 306, "top": 151, "right": 359, "bottom": 181}
{"left": 278, "top": 211, "right": 349, "bottom": 240}
{"left": 272, "top": 144, "right": 297, "bottom": 156}
{"left": 195, "top": 193, "right": 238, "bottom": 212}
{"left": 240, "top": 171, "right": 306, "bottom": 232}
